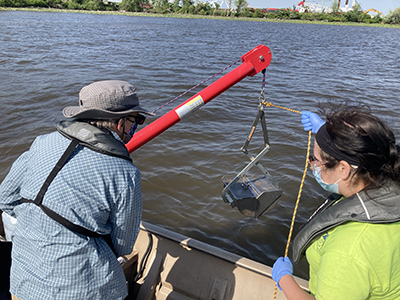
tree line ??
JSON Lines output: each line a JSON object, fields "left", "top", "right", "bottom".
{"left": 1, "top": 0, "right": 400, "bottom": 25}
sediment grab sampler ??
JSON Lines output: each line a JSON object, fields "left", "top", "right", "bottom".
{"left": 221, "top": 71, "right": 282, "bottom": 218}
{"left": 125, "top": 45, "right": 282, "bottom": 218}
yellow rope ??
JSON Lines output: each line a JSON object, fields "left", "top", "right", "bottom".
{"left": 263, "top": 103, "right": 312, "bottom": 299}
{"left": 284, "top": 131, "right": 311, "bottom": 257}
{"left": 262, "top": 101, "right": 301, "bottom": 114}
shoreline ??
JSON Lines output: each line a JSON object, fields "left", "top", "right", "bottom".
{"left": 2, "top": 7, "right": 400, "bottom": 28}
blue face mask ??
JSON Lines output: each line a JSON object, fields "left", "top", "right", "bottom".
{"left": 312, "top": 166, "right": 342, "bottom": 194}
{"left": 123, "top": 121, "right": 137, "bottom": 144}
{"left": 128, "top": 122, "right": 138, "bottom": 137}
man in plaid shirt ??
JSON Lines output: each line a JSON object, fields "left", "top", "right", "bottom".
{"left": 0, "top": 80, "right": 154, "bottom": 300}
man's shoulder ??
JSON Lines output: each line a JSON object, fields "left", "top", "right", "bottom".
{"left": 27, "top": 131, "right": 67, "bottom": 152}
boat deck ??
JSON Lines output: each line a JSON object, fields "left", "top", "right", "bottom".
{"left": 121, "top": 221, "right": 309, "bottom": 300}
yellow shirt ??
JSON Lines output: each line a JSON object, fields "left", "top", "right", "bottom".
{"left": 306, "top": 221, "right": 400, "bottom": 300}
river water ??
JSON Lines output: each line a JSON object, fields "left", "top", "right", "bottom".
{"left": 1, "top": 10, "right": 399, "bottom": 279}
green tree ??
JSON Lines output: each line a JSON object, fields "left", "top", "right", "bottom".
{"left": 0, "top": 0, "right": 19, "bottom": 6}
{"left": 276, "top": 8, "right": 290, "bottom": 19}
{"left": 195, "top": 0, "right": 212, "bottom": 15}
{"left": 253, "top": 8, "right": 264, "bottom": 18}
{"left": 211, "top": 1, "right": 220, "bottom": 15}
{"left": 120, "top": 0, "right": 147, "bottom": 11}
{"left": 385, "top": 7, "right": 400, "bottom": 24}
{"left": 172, "top": 0, "right": 180, "bottom": 12}
{"left": 369, "top": 14, "right": 383, "bottom": 23}
{"left": 180, "top": 0, "right": 193, "bottom": 13}
{"left": 343, "top": 3, "right": 363, "bottom": 22}
{"left": 300, "top": 12, "right": 312, "bottom": 20}
{"left": 66, "top": 0, "right": 83, "bottom": 9}
{"left": 226, "top": 0, "right": 232, "bottom": 16}
{"left": 46, "top": 0, "right": 63, "bottom": 8}
{"left": 265, "top": 12, "right": 276, "bottom": 19}
{"left": 153, "top": 0, "right": 170, "bottom": 13}
{"left": 352, "top": 3, "right": 362, "bottom": 12}
{"left": 289, "top": 5, "right": 300, "bottom": 19}
{"left": 82, "top": 0, "right": 104, "bottom": 10}
{"left": 9, "top": 0, "right": 27, "bottom": 6}
{"left": 330, "top": 12, "right": 345, "bottom": 22}
{"left": 27, "top": 0, "right": 48, "bottom": 7}
{"left": 234, "top": 0, "right": 247, "bottom": 16}
{"left": 331, "top": 0, "right": 339, "bottom": 13}
{"left": 358, "top": 12, "right": 372, "bottom": 23}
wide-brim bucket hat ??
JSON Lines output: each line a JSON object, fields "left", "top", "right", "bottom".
{"left": 63, "top": 80, "right": 155, "bottom": 119}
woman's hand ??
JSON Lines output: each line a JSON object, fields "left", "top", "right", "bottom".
{"left": 301, "top": 111, "right": 325, "bottom": 134}
{"left": 272, "top": 256, "right": 293, "bottom": 290}
{"left": 272, "top": 256, "right": 315, "bottom": 300}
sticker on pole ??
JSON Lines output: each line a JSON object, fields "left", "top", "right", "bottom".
{"left": 175, "top": 95, "right": 205, "bottom": 119}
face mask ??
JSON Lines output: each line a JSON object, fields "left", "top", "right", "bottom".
{"left": 122, "top": 121, "right": 137, "bottom": 144}
{"left": 128, "top": 122, "right": 138, "bottom": 137}
{"left": 313, "top": 166, "right": 342, "bottom": 194}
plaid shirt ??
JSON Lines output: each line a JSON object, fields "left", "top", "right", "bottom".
{"left": 0, "top": 129, "right": 142, "bottom": 300}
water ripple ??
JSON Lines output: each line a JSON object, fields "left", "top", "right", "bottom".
{"left": 1, "top": 11, "right": 399, "bottom": 279}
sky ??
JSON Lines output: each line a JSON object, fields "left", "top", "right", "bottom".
{"left": 245, "top": 0, "right": 399, "bottom": 15}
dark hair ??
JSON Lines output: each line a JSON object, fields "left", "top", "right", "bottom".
{"left": 320, "top": 105, "right": 400, "bottom": 189}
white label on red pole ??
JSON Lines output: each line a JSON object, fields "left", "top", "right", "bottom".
{"left": 175, "top": 95, "right": 205, "bottom": 119}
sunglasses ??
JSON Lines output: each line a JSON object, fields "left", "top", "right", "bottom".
{"left": 126, "top": 114, "right": 146, "bottom": 125}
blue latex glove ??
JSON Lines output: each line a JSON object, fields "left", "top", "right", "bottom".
{"left": 272, "top": 256, "right": 293, "bottom": 290}
{"left": 301, "top": 111, "right": 325, "bottom": 134}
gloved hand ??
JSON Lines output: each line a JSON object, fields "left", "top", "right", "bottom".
{"left": 272, "top": 256, "right": 293, "bottom": 290}
{"left": 301, "top": 111, "right": 325, "bottom": 134}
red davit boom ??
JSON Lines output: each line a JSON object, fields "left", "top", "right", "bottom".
{"left": 126, "top": 45, "right": 272, "bottom": 153}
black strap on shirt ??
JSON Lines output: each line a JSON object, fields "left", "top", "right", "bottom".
{"left": 20, "top": 138, "right": 116, "bottom": 256}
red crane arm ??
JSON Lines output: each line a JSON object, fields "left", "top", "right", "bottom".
{"left": 126, "top": 44, "right": 272, "bottom": 153}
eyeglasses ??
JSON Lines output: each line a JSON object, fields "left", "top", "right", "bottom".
{"left": 308, "top": 155, "right": 318, "bottom": 164}
{"left": 126, "top": 114, "right": 146, "bottom": 125}
{"left": 308, "top": 155, "right": 326, "bottom": 171}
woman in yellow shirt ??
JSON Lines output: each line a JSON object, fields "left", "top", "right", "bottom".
{"left": 272, "top": 105, "right": 400, "bottom": 300}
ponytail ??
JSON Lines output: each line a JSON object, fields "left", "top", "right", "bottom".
{"left": 323, "top": 105, "right": 400, "bottom": 189}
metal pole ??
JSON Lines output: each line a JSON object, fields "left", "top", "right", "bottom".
{"left": 126, "top": 45, "right": 273, "bottom": 153}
